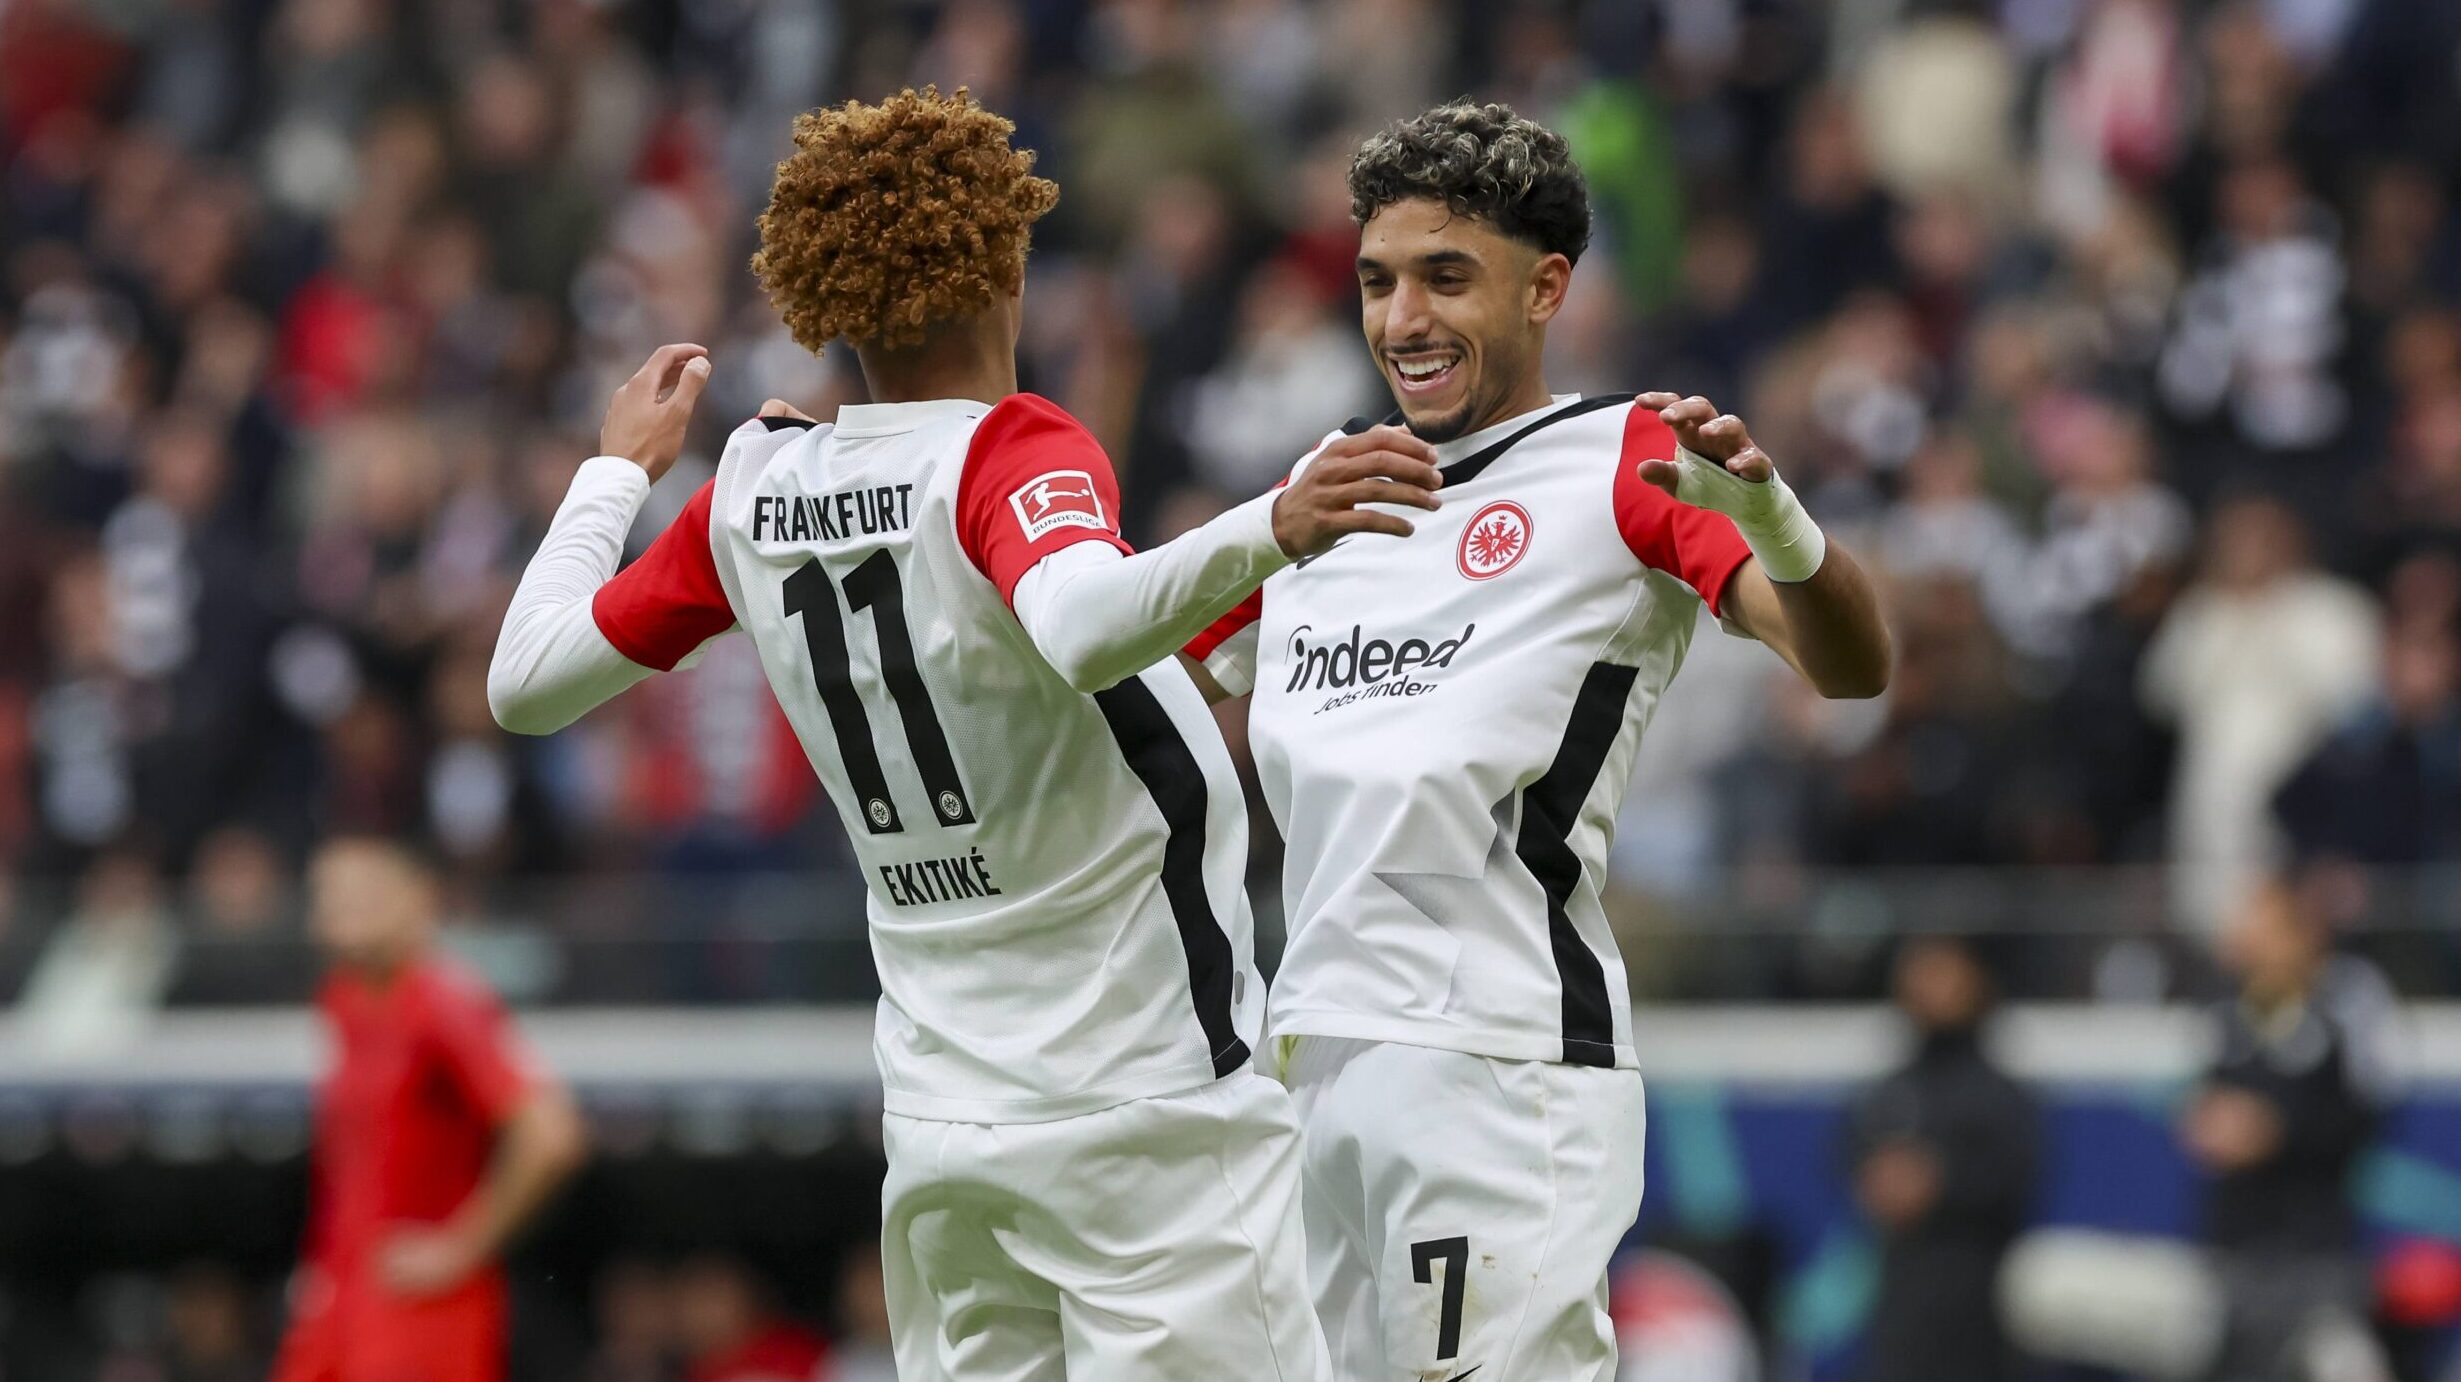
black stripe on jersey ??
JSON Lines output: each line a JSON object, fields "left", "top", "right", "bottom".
{"left": 1516, "top": 660, "right": 1640, "bottom": 1067}
{"left": 1443, "top": 393, "right": 1633, "bottom": 486}
{"left": 1094, "top": 675, "right": 1252, "bottom": 1078}
{"left": 759, "top": 414, "right": 816, "bottom": 432}
{"left": 1339, "top": 411, "right": 1399, "bottom": 435}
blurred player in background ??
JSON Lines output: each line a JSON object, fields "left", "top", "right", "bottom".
{"left": 2183, "top": 877, "right": 2398, "bottom": 1380}
{"left": 2003, "top": 879, "right": 2400, "bottom": 1382}
{"left": 488, "top": 87, "right": 1437, "bottom": 1380}
{"left": 270, "top": 837, "right": 587, "bottom": 1382}
{"left": 1844, "top": 937, "right": 2038, "bottom": 1382}
{"left": 1188, "top": 102, "right": 1892, "bottom": 1380}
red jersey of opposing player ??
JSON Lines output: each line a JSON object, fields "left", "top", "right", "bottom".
{"left": 271, "top": 956, "right": 541, "bottom": 1382}
{"left": 688, "top": 1322, "right": 832, "bottom": 1382}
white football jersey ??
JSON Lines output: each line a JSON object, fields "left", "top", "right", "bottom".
{"left": 1192, "top": 395, "right": 1753, "bottom": 1069}
{"left": 595, "top": 395, "right": 1261, "bottom": 1122}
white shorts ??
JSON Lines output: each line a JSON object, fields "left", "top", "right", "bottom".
{"left": 880, "top": 1069, "right": 1330, "bottom": 1382}
{"left": 1281, "top": 1035, "right": 1649, "bottom": 1382}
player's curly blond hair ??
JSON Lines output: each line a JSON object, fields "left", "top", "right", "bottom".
{"left": 753, "top": 87, "right": 1058, "bottom": 354}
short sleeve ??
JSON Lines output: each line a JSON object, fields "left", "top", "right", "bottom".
{"left": 1615, "top": 406, "right": 1752, "bottom": 617}
{"left": 592, "top": 479, "right": 736, "bottom": 671}
{"left": 955, "top": 394, "right": 1134, "bottom": 607}
{"left": 419, "top": 970, "right": 539, "bottom": 1126}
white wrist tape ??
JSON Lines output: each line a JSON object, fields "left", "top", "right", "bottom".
{"left": 1674, "top": 445, "right": 1828, "bottom": 583}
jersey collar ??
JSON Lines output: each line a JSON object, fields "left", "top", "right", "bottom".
{"left": 1432, "top": 394, "right": 1584, "bottom": 467}
{"left": 834, "top": 398, "right": 995, "bottom": 434}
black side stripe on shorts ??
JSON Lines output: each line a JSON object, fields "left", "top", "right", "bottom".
{"left": 1094, "top": 675, "right": 1251, "bottom": 1078}
{"left": 1515, "top": 660, "right": 1640, "bottom": 1067}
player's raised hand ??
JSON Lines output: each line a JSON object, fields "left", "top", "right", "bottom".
{"left": 1272, "top": 425, "right": 1444, "bottom": 559}
{"left": 1631, "top": 392, "right": 1830, "bottom": 586}
{"left": 1633, "top": 392, "right": 1775, "bottom": 492}
{"left": 601, "top": 343, "right": 712, "bottom": 483}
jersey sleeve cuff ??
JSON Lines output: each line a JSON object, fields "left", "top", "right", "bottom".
{"left": 1225, "top": 487, "right": 1290, "bottom": 571}
{"left": 572, "top": 455, "right": 654, "bottom": 505}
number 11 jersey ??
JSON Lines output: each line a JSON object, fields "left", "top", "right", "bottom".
{"left": 594, "top": 395, "right": 1260, "bottom": 1124}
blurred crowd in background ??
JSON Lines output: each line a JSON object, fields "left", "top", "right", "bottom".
{"left": 6, "top": 0, "right": 2461, "bottom": 990}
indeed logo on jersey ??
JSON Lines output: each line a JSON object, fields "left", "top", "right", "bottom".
{"left": 1282, "top": 621, "right": 1476, "bottom": 713}
{"left": 1008, "top": 470, "right": 1108, "bottom": 541}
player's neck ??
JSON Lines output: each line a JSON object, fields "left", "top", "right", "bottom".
{"left": 855, "top": 326, "right": 1020, "bottom": 410}
{"left": 1464, "top": 370, "right": 1560, "bottom": 437}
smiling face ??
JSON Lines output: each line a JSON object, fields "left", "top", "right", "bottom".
{"left": 1357, "top": 197, "right": 1571, "bottom": 443}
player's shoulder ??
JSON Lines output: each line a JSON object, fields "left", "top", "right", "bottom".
{"left": 982, "top": 391, "right": 1088, "bottom": 434}
{"left": 963, "top": 392, "right": 1105, "bottom": 470}
{"left": 721, "top": 410, "right": 826, "bottom": 465}
{"left": 403, "top": 955, "right": 509, "bottom": 1026}
{"left": 1523, "top": 392, "right": 1654, "bottom": 461}
{"left": 957, "top": 393, "right": 1117, "bottom": 519}
{"left": 714, "top": 411, "right": 829, "bottom": 495}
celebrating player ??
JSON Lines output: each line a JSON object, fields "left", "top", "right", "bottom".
{"left": 1186, "top": 102, "right": 1892, "bottom": 1380}
{"left": 270, "top": 838, "right": 587, "bottom": 1382}
{"left": 486, "top": 88, "right": 1437, "bottom": 1380}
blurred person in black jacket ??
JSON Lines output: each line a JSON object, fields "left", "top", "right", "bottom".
{"left": 2181, "top": 877, "right": 2400, "bottom": 1381}
{"left": 1844, "top": 935, "right": 2040, "bottom": 1382}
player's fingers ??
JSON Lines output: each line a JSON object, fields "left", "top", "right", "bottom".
{"left": 1310, "top": 449, "right": 1443, "bottom": 491}
{"left": 1658, "top": 395, "right": 1717, "bottom": 427}
{"left": 1635, "top": 457, "right": 1682, "bottom": 496}
{"left": 1315, "top": 430, "right": 1438, "bottom": 476}
{"left": 1328, "top": 510, "right": 1416, "bottom": 539}
{"left": 638, "top": 343, "right": 710, "bottom": 398}
{"left": 1351, "top": 451, "right": 1444, "bottom": 492}
{"left": 1658, "top": 396, "right": 1718, "bottom": 452}
{"left": 632, "top": 342, "right": 707, "bottom": 385}
{"left": 1698, "top": 413, "right": 1750, "bottom": 459}
{"left": 1726, "top": 444, "right": 1773, "bottom": 482}
{"left": 758, "top": 398, "right": 816, "bottom": 421}
{"left": 1635, "top": 391, "right": 1683, "bottom": 410}
{"left": 664, "top": 355, "right": 712, "bottom": 410}
{"left": 1356, "top": 423, "right": 1438, "bottom": 464}
{"left": 1325, "top": 478, "right": 1439, "bottom": 513}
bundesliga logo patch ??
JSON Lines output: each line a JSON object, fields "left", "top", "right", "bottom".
{"left": 1009, "top": 471, "right": 1108, "bottom": 541}
{"left": 1458, "top": 500, "right": 1532, "bottom": 580}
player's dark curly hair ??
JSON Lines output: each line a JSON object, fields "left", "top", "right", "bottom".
{"left": 752, "top": 86, "right": 1057, "bottom": 354}
{"left": 1348, "top": 101, "right": 1591, "bottom": 264}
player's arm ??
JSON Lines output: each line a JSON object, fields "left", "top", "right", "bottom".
{"left": 379, "top": 1084, "right": 588, "bottom": 1296}
{"left": 379, "top": 995, "right": 587, "bottom": 1297}
{"left": 488, "top": 344, "right": 730, "bottom": 734}
{"left": 1633, "top": 393, "right": 1891, "bottom": 699}
{"left": 964, "top": 400, "right": 1440, "bottom": 693}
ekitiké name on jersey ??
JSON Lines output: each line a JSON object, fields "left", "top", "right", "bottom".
{"left": 1284, "top": 621, "right": 1476, "bottom": 714}
{"left": 751, "top": 484, "right": 917, "bottom": 543}
{"left": 876, "top": 846, "right": 1006, "bottom": 908}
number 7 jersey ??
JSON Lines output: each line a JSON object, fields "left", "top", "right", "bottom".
{"left": 594, "top": 395, "right": 1261, "bottom": 1123}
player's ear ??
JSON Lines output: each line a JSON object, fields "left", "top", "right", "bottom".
{"left": 1527, "top": 252, "right": 1572, "bottom": 326}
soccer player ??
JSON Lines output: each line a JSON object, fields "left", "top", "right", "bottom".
{"left": 1186, "top": 102, "right": 1893, "bottom": 1380}
{"left": 486, "top": 88, "right": 1438, "bottom": 1379}
{"left": 270, "top": 837, "right": 587, "bottom": 1382}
